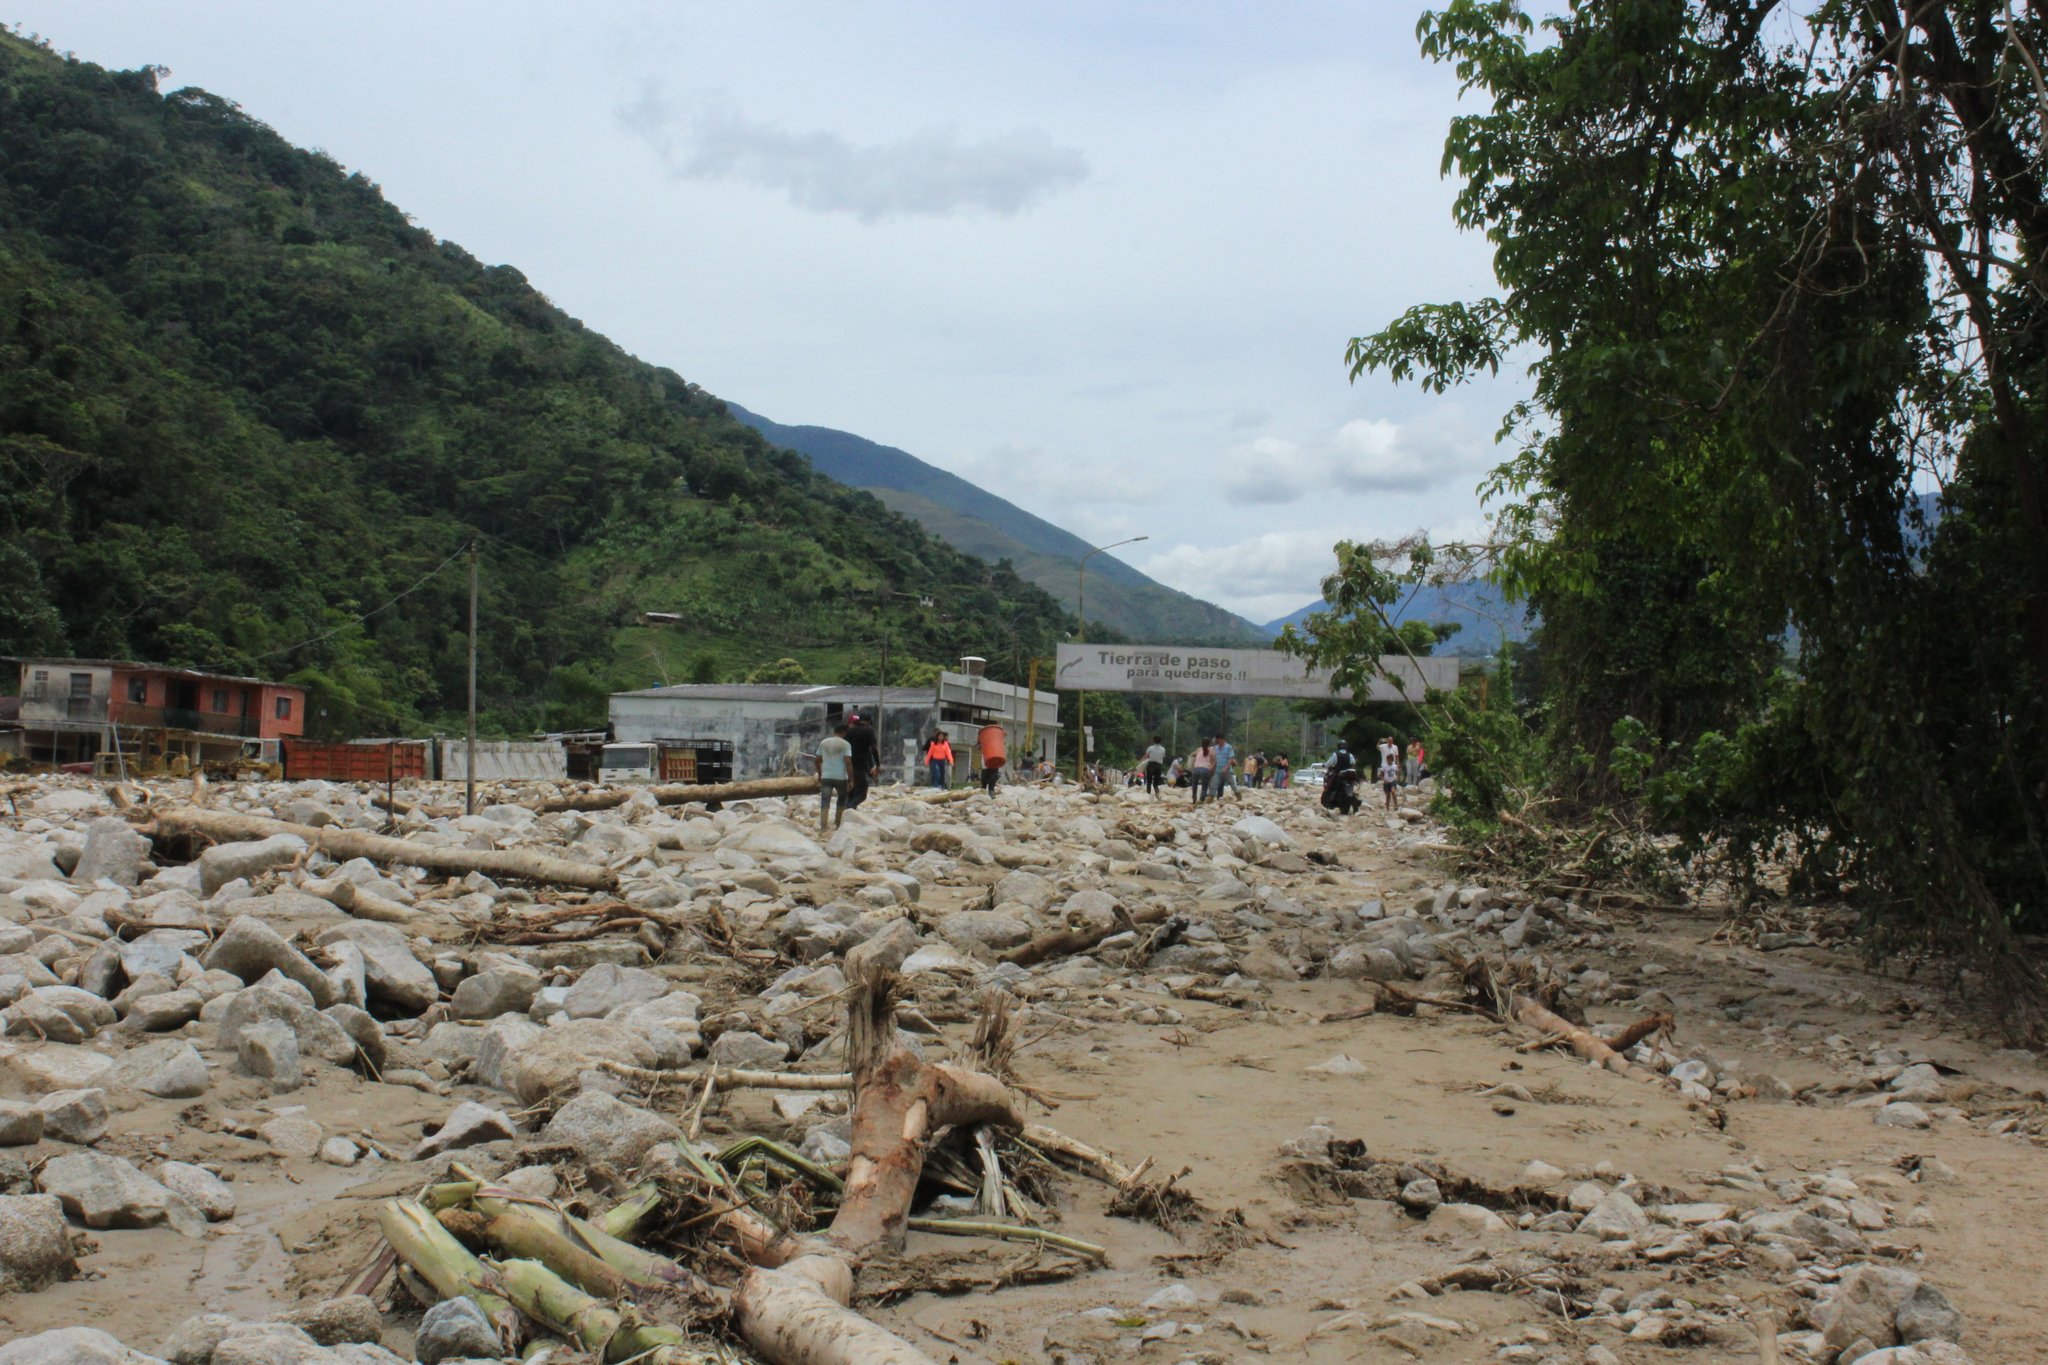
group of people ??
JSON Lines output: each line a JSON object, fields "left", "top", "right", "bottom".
{"left": 1132, "top": 734, "right": 1290, "bottom": 803}
{"left": 1320, "top": 735, "right": 1427, "bottom": 814}
{"left": 810, "top": 713, "right": 881, "bottom": 831}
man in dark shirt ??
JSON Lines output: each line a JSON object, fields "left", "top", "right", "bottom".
{"left": 844, "top": 713, "right": 879, "bottom": 809}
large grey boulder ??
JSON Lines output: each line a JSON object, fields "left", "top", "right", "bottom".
{"left": 5, "top": 986, "right": 117, "bottom": 1043}
{"left": 415, "top": 1297, "right": 499, "bottom": 1364}
{"left": 110, "top": 1039, "right": 211, "bottom": 1098}
{"left": 2, "top": 1044, "right": 115, "bottom": 1094}
{"left": 451, "top": 967, "right": 540, "bottom": 1020}
{"left": 39, "top": 1151, "right": 179, "bottom": 1228}
{"left": 354, "top": 939, "right": 437, "bottom": 1014}
{"left": 409, "top": 1101, "right": 518, "bottom": 1160}
{"left": 541, "top": 1090, "right": 680, "bottom": 1169}
{"left": 36, "top": 1087, "right": 108, "bottom": 1144}
{"left": 0, "top": 1100, "right": 45, "bottom": 1146}
{"left": 0, "top": 1328, "right": 166, "bottom": 1364}
{"left": 562, "top": 962, "right": 669, "bottom": 1019}
{"left": 706, "top": 1029, "right": 789, "bottom": 1069}
{"left": 203, "top": 918, "right": 338, "bottom": 1006}
{"left": 0, "top": 1194, "right": 76, "bottom": 1291}
{"left": 936, "top": 910, "right": 1034, "bottom": 953}
{"left": 238, "top": 1019, "right": 303, "bottom": 1091}
{"left": 214, "top": 985, "right": 356, "bottom": 1066}
{"left": 157, "top": 1161, "right": 235, "bottom": 1221}
{"left": 197, "top": 834, "right": 307, "bottom": 895}
{"left": 72, "top": 818, "right": 152, "bottom": 887}
{"left": 499, "top": 1018, "right": 658, "bottom": 1103}
{"left": 991, "top": 870, "right": 1058, "bottom": 911}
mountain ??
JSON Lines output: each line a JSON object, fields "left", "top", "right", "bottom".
{"left": 0, "top": 34, "right": 1070, "bottom": 735}
{"left": 727, "top": 404, "right": 1267, "bottom": 644}
{"left": 1264, "top": 581, "right": 1534, "bottom": 657}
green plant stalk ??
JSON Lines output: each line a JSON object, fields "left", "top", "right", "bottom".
{"left": 421, "top": 1180, "right": 480, "bottom": 1211}
{"left": 717, "top": 1135, "right": 846, "bottom": 1193}
{"left": 491, "top": 1256, "right": 699, "bottom": 1363}
{"left": 471, "top": 1191, "right": 702, "bottom": 1293}
{"left": 373, "top": 1200, "right": 522, "bottom": 1348}
{"left": 593, "top": 1181, "right": 663, "bottom": 1240}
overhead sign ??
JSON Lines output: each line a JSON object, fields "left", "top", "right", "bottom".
{"left": 1054, "top": 644, "right": 1458, "bottom": 701}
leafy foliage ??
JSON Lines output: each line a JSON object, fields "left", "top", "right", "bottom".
{"left": 0, "top": 33, "right": 1071, "bottom": 735}
{"left": 1350, "top": 1, "right": 2048, "bottom": 1005}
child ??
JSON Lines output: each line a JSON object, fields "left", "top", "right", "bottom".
{"left": 1380, "top": 754, "right": 1401, "bottom": 811}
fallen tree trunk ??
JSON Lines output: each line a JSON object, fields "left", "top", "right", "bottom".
{"left": 298, "top": 875, "right": 416, "bottom": 924}
{"left": 532, "top": 776, "right": 820, "bottom": 813}
{"left": 999, "top": 903, "right": 1174, "bottom": 968}
{"left": 143, "top": 805, "right": 617, "bottom": 892}
{"left": 1511, "top": 995, "right": 1667, "bottom": 1086}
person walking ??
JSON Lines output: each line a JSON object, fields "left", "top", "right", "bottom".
{"left": 845, "top": 714, "right": 879, "bottom": 809}
{"left": 1142, "top": 735, "right": 1167, "bottom": 799}
{"left": 1274, "top": 753, "right": 1291, "bottom": 789}
{"left": 1210, "top": 733, "right": 1239, "bottom": 802}
{"left": 1404, "top": 738, "right": 1423, "bottom": 787}
{"left": 923, "top": 730, "right": 954, "bottom": 789}
{"left": 1243, "top": 751, "right": 1261, "bottom": 789}
{"left": 813, "top": 724, "right": 853, "bottom": 832}
{"left": 977, "top": 727, "right": 1005, "bottom": 795}
{"left": 1378, "top": 736, "right": 1399, "bottom": 783}
{"left": 1188, "top": 739, "right": 1215, "bottom": 804}
{"left": 1379, "top": 751, "right": 1402, "bottom": 810}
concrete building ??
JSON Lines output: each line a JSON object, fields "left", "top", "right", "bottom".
{"left": 9, "top": 657, "right": 305, "bottom": 771}
{"left": 608, "top": 669, "right": 1062, "bottom": 784}
{"left": 609, "top": 683, "right": 942, "bottom": 782}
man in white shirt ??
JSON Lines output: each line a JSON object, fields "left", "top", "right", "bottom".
{"left": 1142, "top": 736, "right": 1167, "bottom": 798}
{"left": 814, "top": 725, "right": 854, "bottom": 831}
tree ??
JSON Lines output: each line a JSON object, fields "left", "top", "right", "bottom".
{"left": 745, "top": 657, "right": 808, "bottom": 684}
{"left": 1355, "top": 0, "right": 2048, "bottom": 1004}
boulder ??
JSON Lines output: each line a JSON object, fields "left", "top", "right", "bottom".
{"left": 415, "top": 1297, "right": 499, "bottom": 1365}
{"left": 719, "top": 823, "right": 825, "bottom": 861}
{"left": 72, "top": 818, "right": 152, "bottom": 888}
{"left": 157, "top": 1162, "right": 235, "bottom": 1222}
{"left": 202, "top": 918, "right": 338, "bottom": 1006}
{"left": 541, "top": 1091, "right": 681, "bottom": 1169}
{"left": 197, "top": 835, "right": 307, "bottom": 895}
{"left": 6, "top": 986, "right": 117, "bottom": 1043}
{"left": 3, "top": 1044, "right": 115, "bottom": 1094}
{"left": 238, "top": 1019, "right": 303, "bottom": 1091}
{"left": 0, "top": 1328, "right": 167, "bottom": 1364}
{"left": 1896, "top": 1283, "right": 1966, "bottom": 1345}
{"left": 410, "top": 1101, "right": 518, "bottom": 1160}
{"left": 110, "top": 1039, "right": 210, "bottom": 1098}
{"left": 562, "top": 963, "right": 669, "bottom": 1019}
{"left": 277, "top": 1296, "right": 384, "bottom": 1347}
{"left": 990, "top": 870, "right": 1058, "bottom": 911}
{"left": 936, "top": 910, "right": 1035, "bottom": 953}
{"left": 214, "top": 985, "right": 356, "bottom": 1066}
{"left": 0, "top": 1194, "right": 76, "bottom": 1291}
{"left": 121, "top": 989, "right": 204, "bottom": 1032}
{"left": 499, "top": 1018, "right": 658, "bottom": 1104}
{"left": 1231, "top": 815, "right": 1292, "bottom": 848}
{"left": 0, "top": 1100, "right": 45, "bottom": 1146}
{"left": 1577, "top": 1189, "right": 1651, "bottom": 1241}
{"left": 39, "top": 1150, "right": 178, "bottom": 1228}
{"left": 706, "top": 1029, "right": 789, "bottom": 1069}
{"left": 451, "top": 967, "right": 540, "bottom": 1020}
{"left": 36, "top": 1088, "right": 108, "bottom": 1144}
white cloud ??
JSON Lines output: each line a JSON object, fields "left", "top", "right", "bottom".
{"left": 618, "top": 85, "right": 1089, "bottom": 221}
{"left": 1140, "top": 528, "right": 1349, "bottom": 623}
{"left": 1222, "top": 416, "right": 1497, "bottom": 505}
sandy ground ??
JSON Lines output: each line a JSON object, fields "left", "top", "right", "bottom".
{"left": 3, "top": 777, "right": 2044, "bottom": 1364}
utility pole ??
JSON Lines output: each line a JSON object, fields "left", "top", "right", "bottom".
{"left": 1073, "top": 535, "right": 1148, "bottom": 782}
{"left": 877, "top": 631, "right": 889, "bottom": 784}
{"left": 465, "top": 541, "right": 478, "bottom": 817}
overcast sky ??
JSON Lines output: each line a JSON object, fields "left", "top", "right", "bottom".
{"left": 23, "top": 1, "right": 1519, "bottom": 625}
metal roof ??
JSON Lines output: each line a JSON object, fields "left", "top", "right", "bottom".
{"left": 5, "top": 656, "right": 294, "bottom": 688}
{"left": 611, "top": 683, "right": 938, "bottom": 707}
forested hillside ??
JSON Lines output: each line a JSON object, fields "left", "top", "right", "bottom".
{"left": 728, "top": 404, "right": 1266, "bottom": 644}
{"left": 0, "top": 33, "right": 1070, "bottom": 735}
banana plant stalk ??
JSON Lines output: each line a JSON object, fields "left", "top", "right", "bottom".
{"left": 491, "top": 1256, "right": 710, "bottom": 1364}
{"left": 373, "top": 1200, "right": 523, "bottom": 1350}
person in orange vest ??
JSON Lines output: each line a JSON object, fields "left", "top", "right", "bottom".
{"left": 978, "top": 727, "right": 1005, "bottom": 795}
{"left": 923, "top": 730, "right": 954, "bottom": 788}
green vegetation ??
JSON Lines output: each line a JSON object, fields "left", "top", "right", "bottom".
{"left": 1317, "top": 1, "right": 2048, "bottom": 1017}
{"left": 0, "top": 33, "right": 1069, "bottom": 736}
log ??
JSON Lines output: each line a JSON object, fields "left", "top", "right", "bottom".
{"left": 492, "top": 1258, "right": 707, "bottom": 1364}
{"left": 734, "top": 1264, "right": 936, "bottom": 1365}
{"left": 998, "top": 903, "right": 1174, "bottom": 969}
{"left": 1511, "top": 995, "right": 1667, "bottom": 1085}
{"left": 299, "top": 875, "right": 416, "bottom": 924}
{"left": 144, "top": 805, "right": 617, "bottom": 892}
{"left": 532, "top": 776, "right": 820, "bottom": 813}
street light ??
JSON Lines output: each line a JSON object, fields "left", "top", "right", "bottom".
{"left": 1074, "top": 535, "right": 1149, "bottom": 782}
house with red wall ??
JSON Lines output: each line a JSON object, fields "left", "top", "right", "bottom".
{"left": 9, "top": 657, "right": 305, "bottom": 771}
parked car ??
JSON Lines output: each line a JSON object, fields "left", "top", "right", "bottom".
{"left": 1299, "top": 762, "right": 1326, "bottom": 788}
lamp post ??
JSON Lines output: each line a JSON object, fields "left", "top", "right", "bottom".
{"left": 1073, "top": 535, "right": 1149, "bottom": 782}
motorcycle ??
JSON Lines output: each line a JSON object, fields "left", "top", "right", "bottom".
{"left": 1318, "top": 767, "right": 1363, "bottom": 815}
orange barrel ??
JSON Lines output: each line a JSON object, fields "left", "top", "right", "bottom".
{"left": 977, "top": 724, "right": 1007, "bottom": 767}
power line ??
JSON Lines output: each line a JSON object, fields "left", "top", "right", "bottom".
{"left": 241, "top": 540, "right": 472, "bottom": 663}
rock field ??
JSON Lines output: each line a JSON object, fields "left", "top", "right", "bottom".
{"left": 0, "top": 772, "right": 2042, "bottom": 1363}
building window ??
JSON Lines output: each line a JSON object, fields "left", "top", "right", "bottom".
{"left": 128, "top": 678, "right": 148, "bottom": 703}
{"left": 275, "top": 696, "right": 293, "bottom": 720}
{"left": 211, "top": 688, "right": 229, "bottom": 713}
